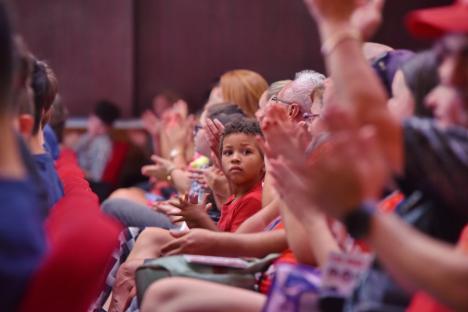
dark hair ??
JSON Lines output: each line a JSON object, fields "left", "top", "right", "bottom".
{"left": 31, "top": 60, "right": 58, "bottom": 133}
{"left": 0, "top": 1, "right": 14, "bottom": 112}
{"left": 156, "top": 90, "right": 181, "bottom": 104}
{"left": 207, "top": 102, "right": 245, "bottom": 126}
{"left": 401, "top": 50, "right": 439, "bottom": 117}
{"left": 12, "top": 35, "right": 34, "bottom": 115}
{"left": 219, "top": 118, "right": 262, "bottom": 155}
{"left": 48, "top": 96, "right": 68, "bottom": 143}
{"left": 371, "top": 50, "right": 414, "bottom": 97}
{"left": 94, "top": 100, "right": 120, "bottom": 126}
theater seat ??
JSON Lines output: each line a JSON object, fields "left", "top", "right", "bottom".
{"left": 19, "top": 149, "right": 122, "bottom": 312}
{"left": 102, "top": 141, "right": 130, "bottom": 186}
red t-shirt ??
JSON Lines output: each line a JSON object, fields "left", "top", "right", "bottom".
{"left": 217, "top": 182, "right": 262, "bottom": 232}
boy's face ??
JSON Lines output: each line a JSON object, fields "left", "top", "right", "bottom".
{"left": 221, "top": 133, "right": 264, "bottom": 186}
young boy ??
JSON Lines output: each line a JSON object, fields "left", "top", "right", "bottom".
{"left": 106, "top": 118, "right": 265, "bottom": 312}
{"left": 216, "top": 118, "right": 265, "bottom": 232}
{"left": 156, "top": 117, "right": 265, "bottom": 232}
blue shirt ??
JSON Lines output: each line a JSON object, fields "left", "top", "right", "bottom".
{"left": 33, "top": 153, "right": 64, "bottom": 209}
{"left": 0, "top": 178, "right": 47, "bottom": 311}
{"left": 43, "top": 124, "right": 60, "bottom": 161}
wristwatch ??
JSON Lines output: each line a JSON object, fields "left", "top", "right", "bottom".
{"left": 343, "top": 202, "right": 376, "bottom": 239}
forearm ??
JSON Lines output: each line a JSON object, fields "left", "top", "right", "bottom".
{"left": 235, "top": 199, "right": 280, "bottom": 234}
{"left": 317, "top": 20, "right": 403, "bottom": 172}
{"left": 369, "top": 213, "right": 468, "bottom": 311}
{"left": 281, "top": 203, "right": 339, "bottom": 266}
{"left": 209, "top": 230, "right": 288, "bottom": 258}
{"left": 170, "top": 169, "right": 191, "bottom": 194}
{"left": 188, "top": 212, "right": 219, "bottom": 232}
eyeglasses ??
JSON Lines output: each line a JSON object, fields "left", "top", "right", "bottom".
{"left": 193, "top": 124, "right": 203, "bottom": 136}
{"left": 303, "top": 113, "right": 321, "bottom": 122}
{"left": 270, "top": 95, "right": 294, "bottom": 105}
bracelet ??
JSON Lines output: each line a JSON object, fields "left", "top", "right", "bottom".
{"left": 166, "top": 166, "right": 177, "bottom": 182}
{"left": 321, "top": 29, "right": 361, "bottom": 56}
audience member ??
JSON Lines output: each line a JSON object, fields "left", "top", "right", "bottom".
{"left": 0, "top": 2, "right": 46, "bottom": 310}
{"left": 74, "top": 100, "right": 120, "bottom": 182}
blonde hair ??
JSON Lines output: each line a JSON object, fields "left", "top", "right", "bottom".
{"left": 220, "top": 69, "right": 268, "bottom": 117}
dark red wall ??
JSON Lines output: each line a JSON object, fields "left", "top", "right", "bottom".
{"left": 13, "top": 0, "right": 134, "bottom": 117}
{"left": 12, "top": 0, "right": 452, "bottom": 117}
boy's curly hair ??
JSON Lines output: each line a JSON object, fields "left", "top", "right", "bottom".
{"left": 219, "top": 118, "right": 263, "bottom": 155}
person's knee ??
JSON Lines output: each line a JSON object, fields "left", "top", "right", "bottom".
{"left": 109, "top": 188, "right": 132, "bottom": 200}
{"left": 141, "top": 278, "right": 187, "bottom": 312}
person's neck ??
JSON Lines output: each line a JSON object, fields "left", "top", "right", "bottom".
{"left": 0, "top": 115, "right": 26, "bottom": 179}
{"left": 231, "top": 177, "right": 261, "bottom": 199}
{"left": 29, "top": 129, "right": 46, "bottom": 155}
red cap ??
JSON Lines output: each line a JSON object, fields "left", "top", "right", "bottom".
{"left": 406, "top": 0, "right": 468, "bottom": 38}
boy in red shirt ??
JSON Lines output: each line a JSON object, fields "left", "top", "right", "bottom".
{"left": 107, "top": 118, "right": 266, "bottom": 311}
{"left": 216, "top": 118, "right": 264, "bottom": 232}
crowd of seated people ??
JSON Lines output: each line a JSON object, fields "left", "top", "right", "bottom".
{"left": 2, "top": 0, "right": 468, "bottom": 311}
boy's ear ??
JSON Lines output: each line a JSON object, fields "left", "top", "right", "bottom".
{"left": 18, "top": 114, "right": 34, "bottom": 139}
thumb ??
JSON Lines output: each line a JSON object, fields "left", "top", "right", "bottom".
{"left": 169, "top": 228, "right": 190, "bottom": 238}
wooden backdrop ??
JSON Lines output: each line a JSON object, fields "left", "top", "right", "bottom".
{"left": 14, "top": 0, "right": 452, "bottom": 117}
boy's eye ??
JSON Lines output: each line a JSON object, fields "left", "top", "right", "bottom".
{"left": 243, "top": 149, "right": 253, "bottom": 155}
{"left": 222, "top": 150, "right": 233, "bottom": 156}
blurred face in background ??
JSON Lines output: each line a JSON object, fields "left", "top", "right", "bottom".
{"left": 87, "top": 114, "right": 106, "bottom": 136}
{"left": 194, "top": 124, "right": 211, "bottom": 157}
{"left": 152, "top": 95, "right": 172, "bottom": 118}
{"left": 426, "top": 35, "right": 468, "bottom": 127}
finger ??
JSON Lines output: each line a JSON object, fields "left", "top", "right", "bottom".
{"left": 213, "top": 119, "right": 225, "bottom": 132}
{"left": 151, "top": 154, "right": 164, "bottom": 164}
{"left": 256, "top": 136, "right": 275, "bottom": 160}
{"left": 141, "top": 165, "right": 157, "bottom": 176}
{"left": 170, "top": 217, "right": 186, "bottom": 224}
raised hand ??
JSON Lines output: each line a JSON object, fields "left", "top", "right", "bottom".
{"left": 172, "top": 99, "right": 189, "bottom": 120}
{"left": 141, "top": 110, "right": 161, "bottom": 137}
{"left": 259, "top": 104, "right": 309, "bottom": 166}
{"left": 351, "top": 0, "right": 385, "bottom": 40}
{"left": 205, "top": 118, "right": 225, "bottom": 156}
{"left": 303, "top": 0, "right": 360, "bottom": 24}
{"left": 160, "top": 111, "right": 194, "bottom": 152}
{"left": 141, "top": 164, "right": 167, "bottom": 180}
{"left": 150, "top": 155, "right": 176, "bottom": 173}
{"left": 270, "top": 122, "right": 388, "bottom": 219}
{"left": 162, "top": 194, "right": 213, "bottom": 228}
{"left": 153, "top": 199, "right": 185, "bottom": 225}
